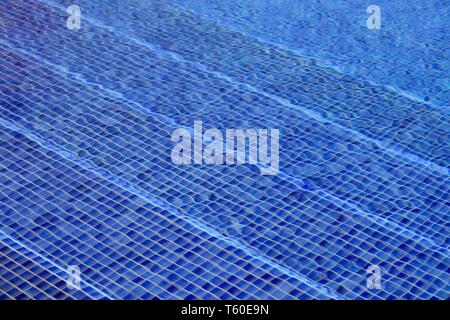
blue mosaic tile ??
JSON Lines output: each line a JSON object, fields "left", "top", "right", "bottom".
{"left": 0, "top": 3, "right": 449, "bottom": 246}
{"left": 28, "top": 0, "right": 448, "bottom": 167}
{"left": 0, "top": 234, "right": 105, "bottom": 299}
{"left": 164, "top": 0, "right": 450, "bottom": 107}
{"left": 0, "top": 0, "right": 448, "bottom": 300}
{"left": 0, "top": 126, "right": 334, "bottom": 299}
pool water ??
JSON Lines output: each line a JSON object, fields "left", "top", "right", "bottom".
{"left": 0, "top": 0, "right": 449, "bottom": 299}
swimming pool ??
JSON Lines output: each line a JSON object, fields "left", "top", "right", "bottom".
{"left": 0, "top": 0, "right": 448, "bottom": 300}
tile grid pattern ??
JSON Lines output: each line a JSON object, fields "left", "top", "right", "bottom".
{"left": 0, "top": 0, "right": 448, "bottom": 299}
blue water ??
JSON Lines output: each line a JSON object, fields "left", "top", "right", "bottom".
{"left": 0, "top": 0, "right": 449, "bottom": 299}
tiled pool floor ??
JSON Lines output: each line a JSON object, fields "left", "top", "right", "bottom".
{"left": 0, "top": 0, "right": 449, "bottom": 299}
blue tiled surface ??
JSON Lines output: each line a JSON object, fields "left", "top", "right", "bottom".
{"left": 30, "top": 0, "right": 449, "bottom": 169}
{"left": 0, "top": 126, "right": 332, "bottom": 299}
{"left": 0, "top": 234, "right": 106, "bottom": 299}
{"left": 0, "top": 0, "right": 449, "bottom": 299}
{"left": 165, "top": 0, "right": 450, "bottom": 107}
